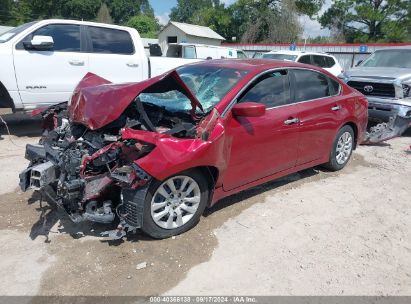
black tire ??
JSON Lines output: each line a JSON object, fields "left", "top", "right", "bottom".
{"left": 324, "top": 125, "right": 354, "bottom": 171}
{"left": 141, "top": 169, "right": 209, "bottom": 239}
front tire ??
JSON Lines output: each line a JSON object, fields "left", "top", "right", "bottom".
{"left": 141, "top": 170, "right": 209, "bottom": 239}
{"left": 324, "top": 125, "right": 354, "bottom": 171}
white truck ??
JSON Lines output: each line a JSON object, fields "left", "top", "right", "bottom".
{"left": 165, "top": 43, "right": 248, "bottom": 60}
{"left": 0, "top": 19, "right": 200, "bottom": 111}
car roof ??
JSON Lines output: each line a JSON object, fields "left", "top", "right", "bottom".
{"left": 36, "top": 19, "right": 134, "bottom": 32}
{"left": 185, "top": 59, "right": 327, "bottom": 74}
{"left": 264, "top": 50, "right": 334, "bottom": 57}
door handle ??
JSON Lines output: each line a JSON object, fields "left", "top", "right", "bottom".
{"left": 284, "top": 117, "right": 300, "bottom": 125}
{"left": 331, "top": 105, "right": 341, "bottom": 111}
{"left": 126, "top": 62, "right": 139, "bottom": 67}
{"left": 69, "top": 60, "right": 85, "bottom": 66}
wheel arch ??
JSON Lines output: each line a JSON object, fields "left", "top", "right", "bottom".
{"left": 341, "top": 121, "right": 358, "bottom": 149}
{"left": 179, "top": 166, "right": 219, "bottom": 207}
{"left": 0, "top": 81, "right": 15, "bottom": 110}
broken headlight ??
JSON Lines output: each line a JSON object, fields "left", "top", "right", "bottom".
{"left": 111, "top": 163, "right": 151, "bottom": 188}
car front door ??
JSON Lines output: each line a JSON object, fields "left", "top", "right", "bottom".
{"left": 290, "top": 68, "right": 345, "bottom": 165}
{"left": 86, "top": 26, "right": 145, "bottom": 83}
{"left": 13, "top": 23, "right": 89, "bottom": 108}
{"left": 222, "top": 69, "right": 301, "bottom": 191}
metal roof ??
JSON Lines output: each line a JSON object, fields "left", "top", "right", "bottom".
{"left": 165, "top": 21, "right": 225, "bottom": 41}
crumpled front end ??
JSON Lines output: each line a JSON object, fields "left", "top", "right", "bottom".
{"left": 19, "top": 121, "right": 154, "bottom": 227}
{"left": 19, "top": 72, "right": 218, "bottom": 238}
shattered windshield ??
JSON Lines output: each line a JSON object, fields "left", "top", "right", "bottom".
{"left": 0, "top": 21, "right": 37, "bottom": 43}
{"left": 139, "top": 65, "right": 249, "bottom": 114}
{"left": 361, "top": 50, "right": 411, "bottom": 68}
{"left": 262, "top": 53, "right": 298, "bottom": 61}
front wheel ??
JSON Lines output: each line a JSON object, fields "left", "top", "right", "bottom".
{"left": 324, "top": 125, "right": 354, "bottom": 171}
{"left": 141, "top": 170, "right": 209, "bottom": 239}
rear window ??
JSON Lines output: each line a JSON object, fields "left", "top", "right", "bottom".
{"left": 88, "top": 26, "right": 134, "bottom": 55}
{"left": 324, "top": 56, "right": 336, "bottom": 68}
{"left": 312, "top": 55, "right": 327, "bottom": 68}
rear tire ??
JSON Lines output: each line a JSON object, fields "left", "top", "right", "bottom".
{"left": 141, "top": 169, "right": 209, "bottom": 239}
{"left": 324, "top": 125, "right": 354, "bottom": 171}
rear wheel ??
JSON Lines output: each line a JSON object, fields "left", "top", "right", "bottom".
{"left": 141, "top": 170, "right": 209, "bottom": 239}
{"left": 324, "top": 125, "right": 354, "bottom": 171}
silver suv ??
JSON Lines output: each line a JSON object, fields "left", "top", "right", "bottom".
{"left": 340, "top": 48, "right": 411, "bottom": 122}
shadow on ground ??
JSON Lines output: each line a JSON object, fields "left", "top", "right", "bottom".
{"left": 0, "top": 113, "right": 43, "bottom": 138}
{"left": 27, "top": 168, "right": 320, "bottom": 245}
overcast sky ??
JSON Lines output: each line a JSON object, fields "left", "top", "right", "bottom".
{"left": 149, "top": 0, "right": 331, "bottom": 38}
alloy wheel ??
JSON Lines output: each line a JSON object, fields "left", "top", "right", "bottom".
{"left": 335, "top": 131, "right": 353, "bottom": 165}
{"left": 150, "top": 175, "right": 201, "bottom": 229}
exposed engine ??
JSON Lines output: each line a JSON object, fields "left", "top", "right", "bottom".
{"left": 19, "top": 95, "right": 199, "bottom": 228}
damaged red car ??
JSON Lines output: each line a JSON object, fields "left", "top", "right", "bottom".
{"left": 19, "top": 59, "right": 368, "bottom": 239}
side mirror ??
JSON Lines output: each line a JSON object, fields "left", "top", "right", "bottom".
{"left": 26, "top": 35, "right": 54, "bottom": 50}
{"left": 355, "top": 60, "right": 363, "bottom": 66}
{"left": 232, "top": 102, "right": 266, "bottom": 117}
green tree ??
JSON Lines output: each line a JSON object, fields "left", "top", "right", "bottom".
{"left": 319, "top": 0, "right": 410, "bottom": 42}
{"left": 295, "top": 0, "right": 324, "bottom": 18}
{"left": 9, "top": 0, "right": 33, "bottom": 25}
{"left": 96, "top": 3, "right": 113, "bottom": 24}
{"left": 108, "top": 0, "right": 154, "bottom": 24}
{"left": 61, "top": 0, "right": 102, "bottom": 21}
{"left": 190, "top": 3, "right": 233, "bottom": 40}
{"left": 28, "top": 0, "right": 63, "bottom": 19}
{"left": 127, "top": 14, "right": 159, "bottom": 38}
{"left": 229, "top": 0, "right": 302, "bottom": 43}
{"left": 0, "top": 0, "right": 14, "bottom": 25}
{"left": 169, "top": 0, "right": 214, "bottom": 23}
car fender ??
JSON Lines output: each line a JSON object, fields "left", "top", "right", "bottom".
{"left": 127, "top": 122, "right": 228, "bottom": 184}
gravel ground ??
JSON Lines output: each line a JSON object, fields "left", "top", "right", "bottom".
{"left": 0, "top": 112, "right": 410, "bottom": 296}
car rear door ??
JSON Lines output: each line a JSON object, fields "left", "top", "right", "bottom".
{"left": 13, "top": 23, "right": 89, "bottom": 108}
{"left": 290, "top": 68, "right": 345, "bottom": 165}
{"left": 86, "top": 26, "right": 145, "bottom": 83}
{"left": 223, "top": 69, "right": 300, "bottom": 191}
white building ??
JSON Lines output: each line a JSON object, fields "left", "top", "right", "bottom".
{"left": 158, "top": 21, "right": 225, "bottom": 56}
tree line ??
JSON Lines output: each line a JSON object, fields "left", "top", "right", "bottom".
{"left": 0, "top": 0, "right": 410, "bottom": 43}
{"left": 0, "top": 0, "right": 160, "bottom": 38}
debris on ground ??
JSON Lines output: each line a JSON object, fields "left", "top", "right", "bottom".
{"left": 363, "top": 115, "right": 411, "bottom": 144}
{"left": 136, "top": 262, "right": 147, "bottom": 270}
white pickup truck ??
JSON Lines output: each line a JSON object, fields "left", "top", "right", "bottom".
{"left": 0, "top": 19, "right": 200, "bottom": 111}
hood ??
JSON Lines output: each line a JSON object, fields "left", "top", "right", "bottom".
{"left": 345, "top": 67, "right": 411, "bottom": 82}
{"left": 69, "top": 71, "right": 203, "bottom": 130}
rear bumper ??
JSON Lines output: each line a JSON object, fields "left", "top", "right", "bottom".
{"left": 367, "top": 96, "right": 411, "bottom": 122}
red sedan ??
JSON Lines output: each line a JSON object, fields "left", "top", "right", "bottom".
{"left": 20, "top": 59, "right": 368, "bottom": 239}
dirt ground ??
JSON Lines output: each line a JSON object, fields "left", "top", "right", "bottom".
{"left": 0, "top": 112, "right": 410, "bottom": 296}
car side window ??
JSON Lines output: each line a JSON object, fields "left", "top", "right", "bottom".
{"left": 324, "top": 56, "right": 336, "bottom": 68}
{"left": 292, "top": 69, "right": 331, "bottom": 102}
{"left": 16, "top": 24, "right": 81, "bottom": 52}
{"left": 88, "top": 26, "right": 134, "bottom": 55}
{"left": 298, "top": 55, "right": 311, "bottom": 64}
{"left": 312, "top": 55, "right": 327, "bottom": 67}
{"left": 329, "top": 78, "right": 341, "bottom": 95}
{"left": 238, "top": 70, "right": 290, "bottom": 108}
